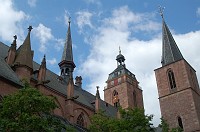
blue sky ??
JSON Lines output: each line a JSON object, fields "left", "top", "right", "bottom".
{"left": 0, "top": 0, "right": 200, "bottom": 126}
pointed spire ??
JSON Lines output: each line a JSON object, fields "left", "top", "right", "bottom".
{"left": 38, "top": 55, "right": 46, "bottom": 82}
{"left": 14, "top": 26, "right": 33, "bottom": 69}
{"left": 41, "top": 55, "right": 46, "bottom": 69}
{"left": 6, "top": 35, "right": 17, "bottom": 65}
{"left": 96, "top": 86, "right": 100, "bottom": 99}
{"left": 59, "top": 17, "right": 75, "bottom": 81}
{"left": 95, "top": 86, "right": 100, "bottom": 112}
{"left": 61, "top": 17, "right": 74, "bottom": 63}
{"left": 160, "top": 9, "right": 184, "bottom": 66}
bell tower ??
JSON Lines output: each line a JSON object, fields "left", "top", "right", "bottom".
{"left": 104, "top": 48, "right": 144, "bottom": 109}
{"left": 154, "top": 11, "right": 200, "bottom": 131}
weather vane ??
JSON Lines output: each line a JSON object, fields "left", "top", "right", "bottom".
{"left": 68, "top": 16, "right": 71, "bottom": 24}
{"left": 119, "top": 46, "right": 121, "bottom": 54}
{"left": 158, "top": 6, "right": 165, "bottom": 18}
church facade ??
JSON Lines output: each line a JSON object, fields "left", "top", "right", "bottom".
{"left": 0, "top": 19, "right": 143, "bottom": 129}
{"left": 0, "top": 12, "right": 200, "bottom": 131}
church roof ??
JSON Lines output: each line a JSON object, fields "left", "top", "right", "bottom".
{"left": 0, "top": 42, "right": 117, "bottom": 118}
{"left": 161, "top": 18, "right": 184, "bottom": 66}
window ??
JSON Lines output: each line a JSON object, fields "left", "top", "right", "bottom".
{"left": 113, "top": 90, "right": 119, "bottom": 107}
{"left": 168, "top": 70, "right": 176, "bottom": 89}
{"left": 133, "top": 92, "right": 137, "bottom": 107}
{"left": 177, "top": 116, "right": 183, "bottom": 129}
{"left": 77, "top": 113, "right": 84, "bottom": 127}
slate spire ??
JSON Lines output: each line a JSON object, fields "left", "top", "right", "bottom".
{"left": 14, "top": 26, "right": 33, "bottom": 69}
{"left": 58, "top": 18, "right": 76, "bottom": 81}
{"left": 161, "top": 12, "right": 184, "bottom": 66}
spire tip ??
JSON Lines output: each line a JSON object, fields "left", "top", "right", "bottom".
{"left": 28, "top": 26, "right": 33, "bottom": 32}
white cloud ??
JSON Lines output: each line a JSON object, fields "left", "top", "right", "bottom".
{"left": 34, "top": 24, "right": 53, "bottom": 53}
{"left": 28, "top": 0, "right": 37, "bottom": 7}
{"left": 197, "top": 7, "right": 200, "bottom": 17}
{"left": 83, "top": 0, "right": 101, "bottom": 6}
{"left": 0, "top": 0, "right": 29, "bottom": 45}
{"left": 47, "top": 58, "right": 57, "bottom": 65}
{"left": 77, "top": 6, "right": 200, "bottom": 127}
{"left": 76, "top": 11, "right": 94, "bottom": 32}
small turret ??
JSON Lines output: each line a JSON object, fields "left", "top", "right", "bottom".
{"left": 6, "top": 35, "right": 17, "bottom": 65}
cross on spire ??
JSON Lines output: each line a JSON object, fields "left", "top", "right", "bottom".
{"left": 28, "top": 26, "right": 33, "bottom": 32}
{"left": 119, "top": 46, "right": 121, "bottom": 54}
{"left": 68, "top": 16, "right": 71, "bottom": 24}
{"left": 13, "top": 35, "right": 17, "bottom": 40}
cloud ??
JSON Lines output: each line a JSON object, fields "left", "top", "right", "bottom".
{"left": 27, "top": 0, "right": 37, "bottom": 7}
{"left": 47, "top": 58, "right": 57, "bottom": 65}
{"left": 76, "top": 11, "right": 94, "bottom": 32}
{"left": 33, "top": 24, "right": 53, "bottom": 53}
{"left": 77, "top": 6, "right": 200, "bottom": 126}
{"left": 0, "top": 0, "right": 29, "bottom": 45}
{"left": 197, "top": 7, "right": 200, "bottom": 17}
{"left": 83, "top": 0, "right": 101, "bottom": 6}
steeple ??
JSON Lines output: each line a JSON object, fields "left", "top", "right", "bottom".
{"left": 95, "top": 86, "right": 100, "bottom": 112}
{"left": 38, "top": 55, "right": 46, "bottom": 82}
{"left": 58, "top": 17, "right": 76, "bottom": 82}
{"left": 14, "top": 26, "right": 34, "bottom": 69}
{"left": 160, "top": 10, "right": 184, "bottom": 66}
{"left": 116, "top": 46, "right": 125, "bottom": 67}
{"left": 6, "top": 35, "right": 17, "bottom": 65}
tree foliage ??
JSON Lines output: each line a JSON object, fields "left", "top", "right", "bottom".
{"left": 0, "top": 83, "right": 64, "bottom": 131}
{"left": 89, "top": 108, "right": 154, "bottom": 132}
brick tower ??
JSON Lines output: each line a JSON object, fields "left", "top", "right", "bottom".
{"left": 104, "top": 48, "right": 144, "bottom": 109}
{"left": 154, "top": 14, "right": 200, "bottom": 131}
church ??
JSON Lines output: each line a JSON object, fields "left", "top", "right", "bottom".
{"left": 0, "top": 12, "right": 200, "bottom": 131}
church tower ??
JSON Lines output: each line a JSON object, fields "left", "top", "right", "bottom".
{"left": 154, "top": 13, "right": 200, "bottom": 131}
{"left": 104, "top": 48, "right": 144, "bottom": 109}
{"left": 58, "top": 18, "right": 76, "bottom": 83}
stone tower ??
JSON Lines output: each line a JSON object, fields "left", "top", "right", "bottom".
{"left": 154, "top": 15, "right": 200, "bottom": 131}
{"left": 104, "top": 48, "right": 144, "bottom": 109}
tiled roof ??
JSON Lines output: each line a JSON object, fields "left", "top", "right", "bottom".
{"left": 161, "top": 19, "right": 184, "bottom": 66}
{"left": 0, "top": 42, "right": 117, "bottom": 117}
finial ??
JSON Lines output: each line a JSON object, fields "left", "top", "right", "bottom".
{"left": 28, "top": 26, "right": 33, "bottom": 32}
{"left": 158, "top": 6, "right": 165, "bottom": 18}
{"left": 119, "top": 46, "right": 121, "bottom": 54}
{"left": 44, "top": 54, "right": 46, "bottom": 59}
{"left": 68, "top": 16, "right": 71, "bottom": 25}
{"left": 13, "top": 35, "right": 17, "bottom": 40}
{"left": 96, "top": 86, "right": 99, "bottom": 90}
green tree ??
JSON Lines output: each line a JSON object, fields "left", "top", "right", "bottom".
{"left": 0, "top": 83, "right": 64, "bottom": 132}
{"left": 89, "top": 108, "right": 154, "bottom": 132}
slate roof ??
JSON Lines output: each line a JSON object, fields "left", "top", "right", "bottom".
{"left": 61, "top": 21, "right": 73, "bottom": 63}
{"left": 161, "top": 18, "right": 184, "bottom": 66}
{"left": 0, "top": 42, "right": 117, "bottom": 118}
{"left": 108, "top": 64, "right": 136, "bottom": 81}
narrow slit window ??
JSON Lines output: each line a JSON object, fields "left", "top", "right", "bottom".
{"left": 168, "top": 70, "right": 176, "bottom": 89}
{"left": 178, "top": 116, "right": 183, "bottom": 129}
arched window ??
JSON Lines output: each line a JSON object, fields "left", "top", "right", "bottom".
{"left": 168, "top": 70, "right": 176, "bottom": 89}
{"left": 77, "top": 113, "right": 84, "bottom": 127}
{"left": 113, "top": 90, "right": 119, "bottom": 107}
{"left": 133, "top": 91, "right": 137, "bottom": 107}
{"left": 65, "top": 68, "right": 69, "bottom": 75}
{"left": 177, "top": 116, "right": 183, "bottom": 129}
{"left": 61, "top": 69, "right": 64, "bottom": 75}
